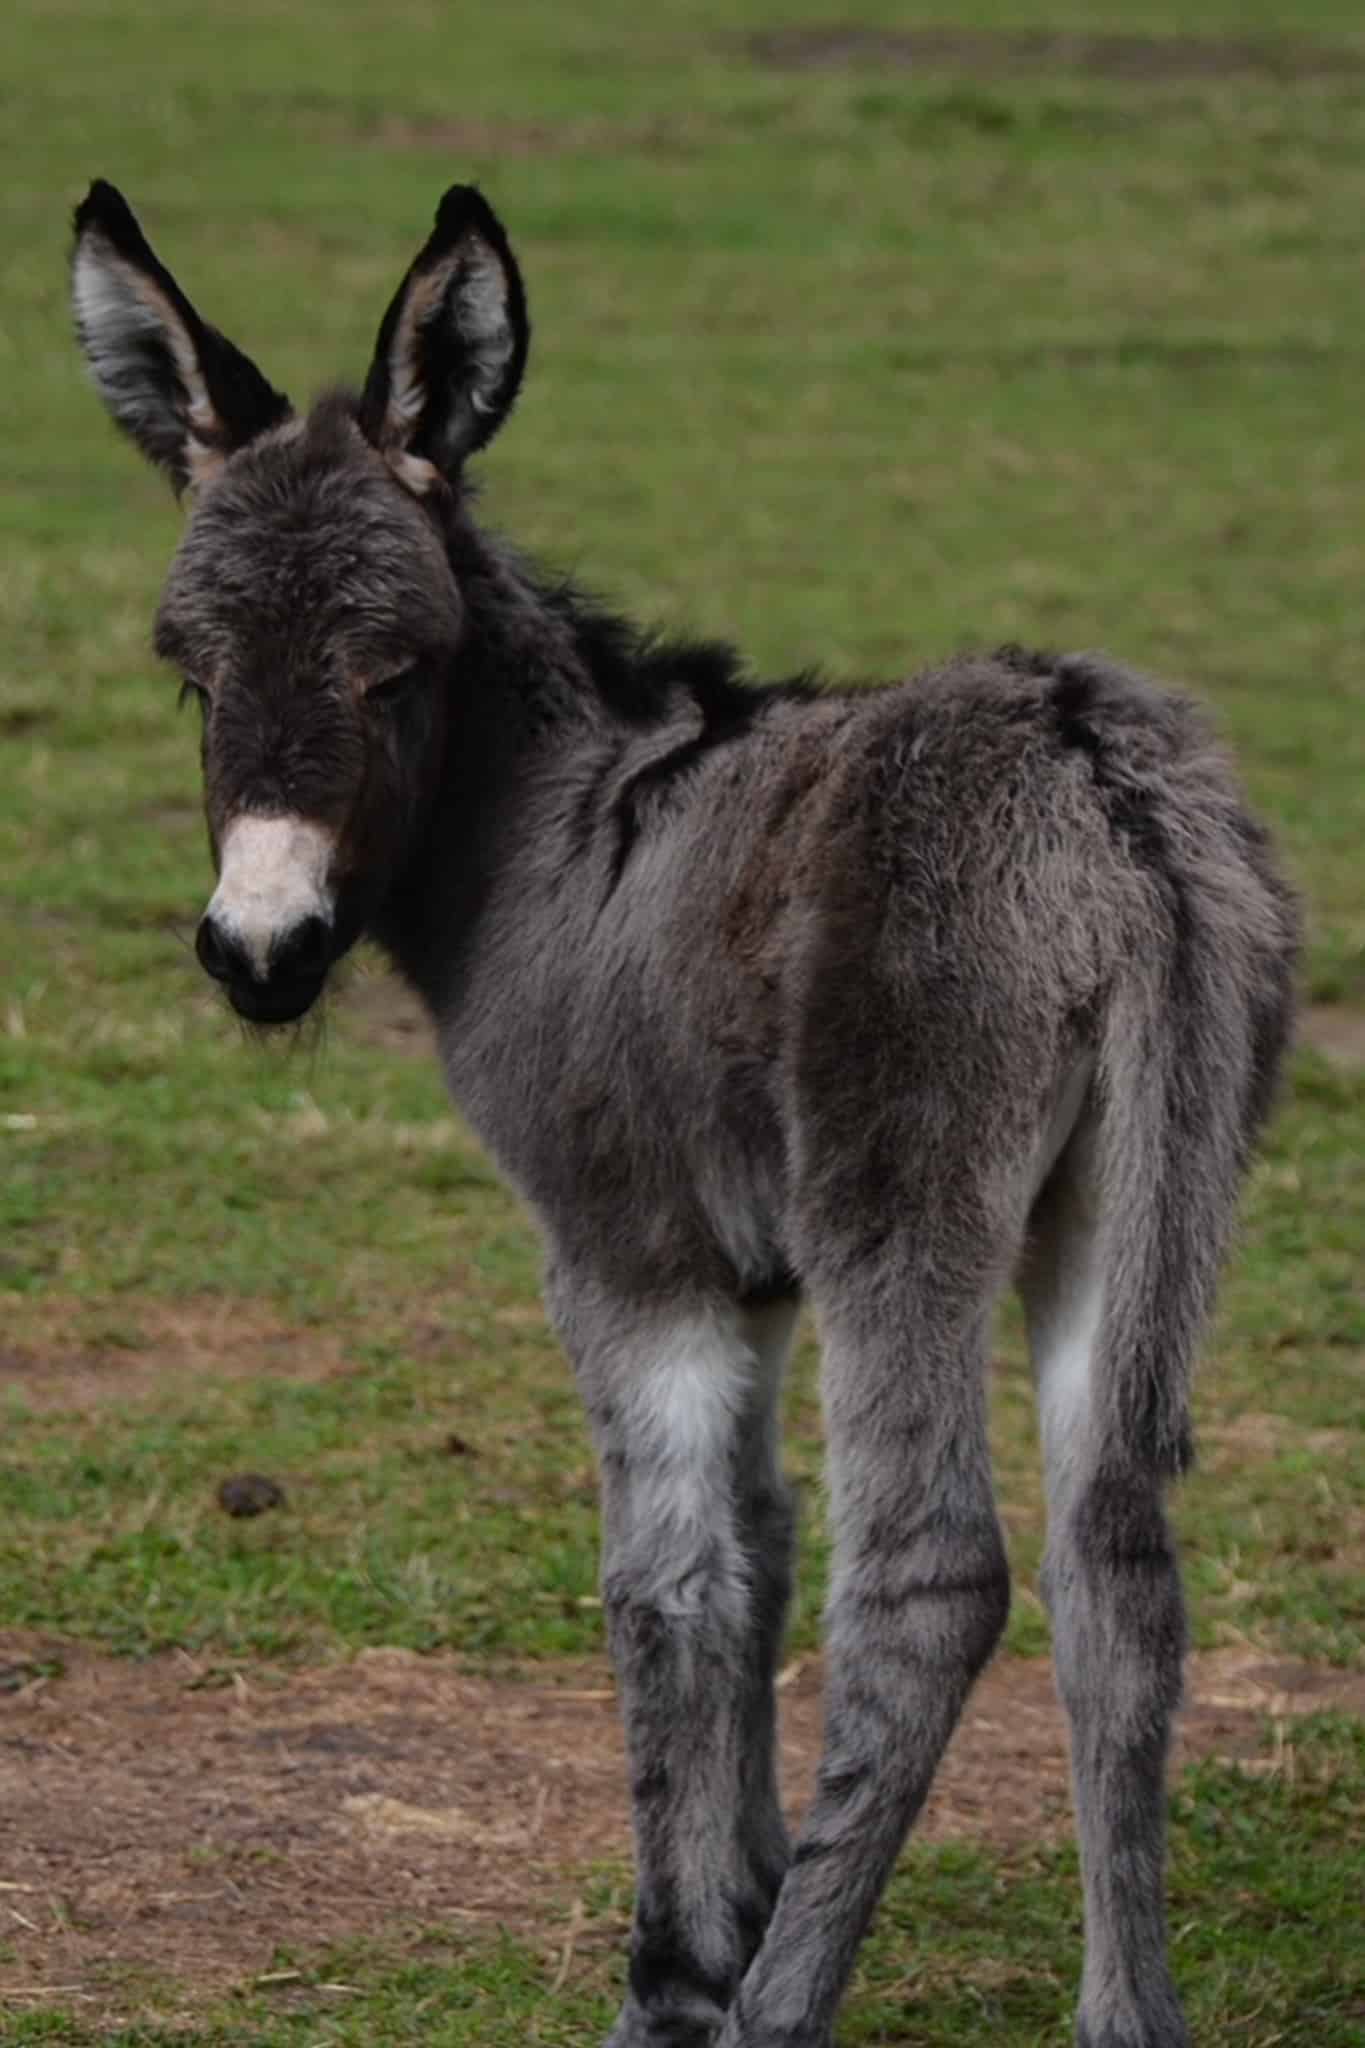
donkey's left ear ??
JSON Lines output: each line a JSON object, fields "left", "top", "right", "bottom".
{"left": 359, "top": 185, "right": 528, "bottom": 491}
{"left": 71, "top": 180, "right": 292, "bottom": 495}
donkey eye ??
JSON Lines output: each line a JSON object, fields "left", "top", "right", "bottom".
{"left": 366, "top": 665, "right": 423, "bottom": 710}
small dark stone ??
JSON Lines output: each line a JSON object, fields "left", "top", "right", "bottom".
{"left": 443, "top": 1432, "right": 475, "bottom": 1457}
{"left": 0, "top": 1659, "right": 62, "bottom": 1694}
{"left": 216, "top": 1473, "right": 286, "bottom": 1517}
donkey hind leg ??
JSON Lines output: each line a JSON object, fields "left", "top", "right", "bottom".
{"left": 732, "top": 1294, "right": 802, "bottom": 1917}
{"left": 718, "top": 1248, "right": 1016, "bottom": 2048}
{"left": 557, "top": 1290, "right": 798, "bottom": 2048}
{"left": 1021, "top": 1114, "right": 1190, "bottom": 2048}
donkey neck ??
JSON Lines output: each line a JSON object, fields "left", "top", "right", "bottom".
{"left": 368, "top": 511, "right": 730, "bottom": 1009}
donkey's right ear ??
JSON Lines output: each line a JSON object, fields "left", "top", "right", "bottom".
{"left": 359, "top": 185, "right": 529, "bottom": 493}
{"left": 71, "top": 181, "right": 292, "bottom": 496}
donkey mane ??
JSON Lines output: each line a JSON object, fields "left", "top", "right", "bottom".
{"left": 438, "top": 462, "right": 818, "bottom": 732}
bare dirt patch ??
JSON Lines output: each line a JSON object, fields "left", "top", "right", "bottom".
{"left": 1300, "top": 1002, "right": 1365, "bottom": 1069}
{"left": 267, "top": 98, "right": 697, "bottom": 162}
{"left": 2, "top": 1639, "right": 1359, "bottom": 2021}
{"left": 1203, "top": 1408, "right": 1350, "bottom": 1471}
{"left": 0, "top": 1298, "right": 358, "bottom": 1415}
{"left": 747, "top": 27, "right": 1365, "bottom": 83}
{"left": 350, "top": 116, "right": 695, "bottom": 160}
{"left": 335, "top": 968, "right": 434, "bottom": 1058}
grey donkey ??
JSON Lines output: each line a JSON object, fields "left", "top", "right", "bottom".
{"left": 72, "top": 179, "right": 1299, "bottom": 2048}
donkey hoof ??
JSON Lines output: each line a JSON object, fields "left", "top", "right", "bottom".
{"left": 1076, "top": 2008, "right": 1191, "bottom": 2048}
{"left": 604, "top": 2002, "right": 722, "bottom": 2048}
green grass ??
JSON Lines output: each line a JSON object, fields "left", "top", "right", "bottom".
{"left": 2, "top": 0, "right": 1363, "bottom": 2035}
{"left": 1, "top": 1046, "right": 1361, "bottom": 1666}
{"left": 8, "top": 1717, "right": 1364, "bottom": 2045}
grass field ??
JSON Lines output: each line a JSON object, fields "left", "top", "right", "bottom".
{"left": 2, "top": 0, "right": 1363, "bottom": 2041}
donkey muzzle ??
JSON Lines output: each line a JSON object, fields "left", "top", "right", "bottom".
{"left": 196, "top": 909, "right": 332, "bottom": 1022}
{"left": 199, "top": 814, "right": 337, "bottom": 1023}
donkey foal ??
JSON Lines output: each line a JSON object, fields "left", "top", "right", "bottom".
{"left": 73, "top": 180, "right": 1299, "bottom": 2048}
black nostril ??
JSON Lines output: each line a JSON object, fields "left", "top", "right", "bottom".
{"left": 196, "top": 914, "right": 239, "bottom": 984}
{"left": 271, "top": 914, "right": 332, "bottom": 985}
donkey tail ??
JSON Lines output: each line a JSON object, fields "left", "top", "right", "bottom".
{"left": 1082, "top": 683, "right": 1298, "bottom": 1477}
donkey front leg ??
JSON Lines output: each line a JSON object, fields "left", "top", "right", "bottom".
{"left": 550, "top": 1280, "right": 797, "bottom": 2048}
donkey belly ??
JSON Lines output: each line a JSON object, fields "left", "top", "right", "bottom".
{"left": 575, "top": 1073, "right": 793, "bottom": 1304}
{"left": 442, "top": 992, "right": 793, "bottom": 1304}
{"left": 691, "top": 1112, "right": 793, "bottom": 1301}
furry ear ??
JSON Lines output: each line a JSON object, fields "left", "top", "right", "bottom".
{"left": 359, "top": 184, "right": 528, "bottom": 492}
{"left": 71, "top": 180, "right": 292, "bottom": 494}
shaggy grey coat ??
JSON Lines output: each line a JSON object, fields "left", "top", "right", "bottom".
{"left": 72, "top": 178, "right": 1299, "bottom": 2048}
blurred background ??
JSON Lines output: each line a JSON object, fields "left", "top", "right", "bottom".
{"left": 1, "top": 2, "right": 1362, "bottom": 2041}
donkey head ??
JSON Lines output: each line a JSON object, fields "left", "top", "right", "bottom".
{"left": 72, "top": 180, "right": 529, "bottom": 1024}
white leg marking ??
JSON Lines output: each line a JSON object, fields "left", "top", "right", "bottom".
{"left": 624, "top": 1313, "right": 746, "bottom": 1509}
{"left": 207, "top": 815, "right": 336, "bottom": 977}
{"left": 615, "top": 1310, "right": 757, "bottom": 1613}
{"left": 1025, "top": 1059, "right": 1103, "bottom": 1483}
{"left": 1033, "top": 1054, "right": 1096, "bottom": 1201}
{"left": 1034, "top": 1264, "right": 1105, "bottom": 1480}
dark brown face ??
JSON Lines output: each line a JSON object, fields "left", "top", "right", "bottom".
{"left": 155, "top": 407, "right": 462, "bottom": 1023}
{"left": 71, "top": 177, "right": 531, "bottom": 1024}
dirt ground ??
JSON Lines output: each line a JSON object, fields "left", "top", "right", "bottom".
{"left": 0, "top": 1296, "right": 361, "bottom": 1413}
{"left": 5, "top": 979, "right": 1360, "bottom": 2020}
{"left": 747, "top": 26, "right": 1365, "bottom": 81}
{"left": 3, "top": 1636, "right": 1362, "bottom": 2023}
